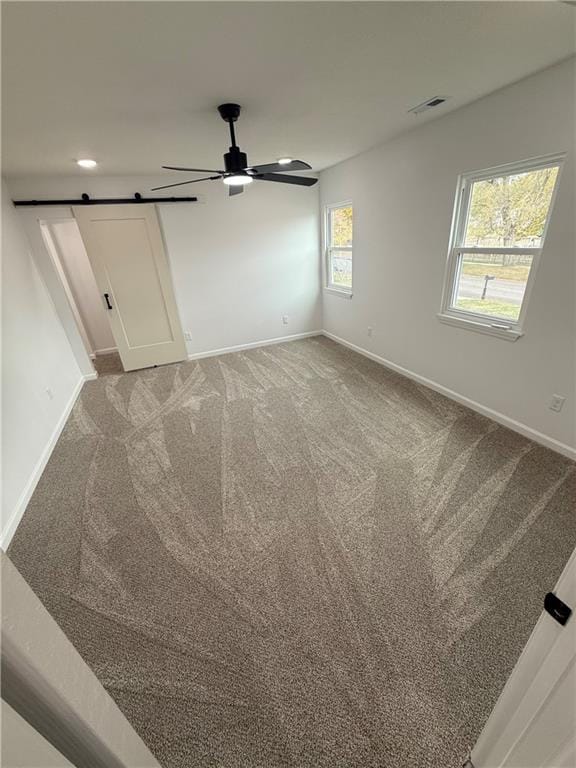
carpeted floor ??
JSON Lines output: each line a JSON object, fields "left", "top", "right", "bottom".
{"left": 8, "top": 337, "right": 576, "bottom": 768}
{"left": 93, "top": 351, "right": 124, "bottom": 376}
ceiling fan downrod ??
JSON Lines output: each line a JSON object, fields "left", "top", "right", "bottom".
{"left": 218, "top": 103, "right": 247, "bottom": 174}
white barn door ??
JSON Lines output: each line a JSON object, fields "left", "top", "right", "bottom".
{"left": 73, "top": 204, "right": 186, "bottom": 371}
{"left": 471, "top": 547, "right": 576, "bottom": 767}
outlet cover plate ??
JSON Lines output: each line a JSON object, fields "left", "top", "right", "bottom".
{"left": 549, "top": 395, "right": 565, "bottom": 413}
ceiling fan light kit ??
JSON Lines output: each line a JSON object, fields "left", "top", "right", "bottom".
{"left": 153, "top": 103, "right": 317, "bottom": 196}
{"left": 222, "top": 174, "right": 253, "bottom": 186}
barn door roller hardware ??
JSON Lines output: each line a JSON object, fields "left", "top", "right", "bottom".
{"left": 12, "top": 193, "right": 198, "bottom": 207}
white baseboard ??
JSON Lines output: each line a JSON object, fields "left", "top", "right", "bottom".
{"left": 322, "top": 330, "right": 576, "bottom": 462}
{"left": 91, "top": 346, "right": 117, "bottom": 357}
{"left": 1, "top": 374, "right": 91, "bottom": 551}
{"left": 187, "top": 331, "right": 323, "bottom": 361}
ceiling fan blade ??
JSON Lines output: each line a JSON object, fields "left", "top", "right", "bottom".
{"left": 151, "top": 175, "right": 221, "bottom": 191}
{"left": 229, "top": 185, "right": 244, "bottom": 196}
{"left": 162, "top": 165, "right": 224, "bottom": 174}
{"left": 247, "top": 160, "right": 311, "bottom": 175}
{"left": 253, "top": 173, "right": 318, "bottom": 187}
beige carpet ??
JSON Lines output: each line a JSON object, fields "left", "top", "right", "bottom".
{"left": 93, "top": 351, "right": 124, "bottom": 377}
{"left": 8, "top": 337, "right": 576, "bottom": 768}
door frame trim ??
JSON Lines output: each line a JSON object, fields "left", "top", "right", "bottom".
{"left": 2, "top": 634, "right": 126, "bottom": 768}
{"left": 17, "top": 207, "right": 96, "bottom": 378}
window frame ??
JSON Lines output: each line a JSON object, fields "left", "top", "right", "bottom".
{"left": 324, "top": 201, "right": 353, "bottom": 297}
{"left": 438, "top": 153, "right": 564, "bottom": 341}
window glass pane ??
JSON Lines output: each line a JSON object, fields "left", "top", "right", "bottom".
{"left": 330, "top": 249, "right": 352, "bottom": 289}
{"left": 464, "top": 165, "right": 559, "bottom": 248}
{"left": 451, "top": 253, "right": 533, "bottom": 322}
{"left": 330, "top": 206, "right": 353, "bottom": 247}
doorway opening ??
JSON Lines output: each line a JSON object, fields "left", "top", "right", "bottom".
{"left": 39, "top": 219, "right": 124, "bottom": 377}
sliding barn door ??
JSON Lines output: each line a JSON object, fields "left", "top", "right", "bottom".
{"left": 73, "top": 205, "right": 186, "bottom": 371}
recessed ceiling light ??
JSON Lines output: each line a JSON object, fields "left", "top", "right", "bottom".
{"left": 278, "top": 157, "right": 293, "bottom": 165}
{"left": 223, "top": 174, "right": 253, "bottom": 186}
{"left": 76, "top": 158, "right": 97, "bottom": 169}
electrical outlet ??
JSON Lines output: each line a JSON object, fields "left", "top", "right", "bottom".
{"left": 45, "top": 387, "right": 54, "bottom": 400}
{"left": 367, "top": 327, "right": 373, "bottom": 338}
{"left": 549, "top": 395, "right": 565, "bottom": 413}
{"left": 282, "top": 315, "right": 289, "bottom": 326}
{"left": 184, "top": 331, "right": 192, "bottom": 341}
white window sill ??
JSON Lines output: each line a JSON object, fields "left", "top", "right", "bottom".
{"left": 324, "top": 287, "right": 353, "bottom": 299}
{"left": 437, "top": 312, "right": 523, "bottom": 341}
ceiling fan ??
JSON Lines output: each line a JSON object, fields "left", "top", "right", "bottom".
{"left": 152, "top": 103, "right": 318, "bottom": 196}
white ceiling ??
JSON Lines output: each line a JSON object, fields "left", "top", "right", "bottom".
{"left": 2, "top": 2, "right": 574, "bottom": 177}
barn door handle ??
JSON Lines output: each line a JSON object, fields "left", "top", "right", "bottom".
{"left": 104, "top": 293, "right": 113, "bottom": 310}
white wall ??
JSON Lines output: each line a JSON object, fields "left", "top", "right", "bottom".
{"left": 161, "top": 182, "right": 321, "bottom": 354}
{"left": 320, "top": 58, "right": 575, "bottom": 455}
{"left": 49, "top": 219, "right": 116, "bottom": 354}
{"left": 6, "top": 177, "right": 322, "bottom": 357}
{"left": 1, "top": 180, "right": 85, "bottom": 544}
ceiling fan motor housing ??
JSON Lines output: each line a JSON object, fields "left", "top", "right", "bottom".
{"left": 224, "top": 147, "right": 248, "bottom": 173}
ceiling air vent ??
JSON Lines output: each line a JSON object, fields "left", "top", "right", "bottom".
{"left": 408, "top": 96, "right": 449, "bottom": 115}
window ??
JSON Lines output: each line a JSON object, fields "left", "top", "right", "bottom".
{"left": 325, "top": 202, "right": 353, "bottom": 293}
{"left": 440, "top": 154, "right": 563, "bottom": 340}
